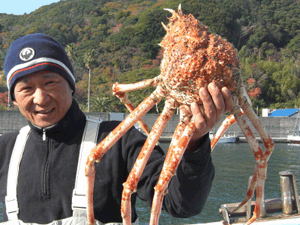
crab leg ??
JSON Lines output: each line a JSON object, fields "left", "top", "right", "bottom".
{"left": 121, "top": 98, "right": 177, "bottom": 225}
{"left": 240, "top": 101, "right": 274, "bottom": 223}
{"left": 150, "top": 116, "right": 196, "bottom": 225}
{"left": 241, "top": 101, "right": 274, "bottom": 162}
{"left": 148, "top": 106, "right": 190, "bottom": 224}
{"left": 114, "top": 92, "right": 150, "bottom": 135}
{"left": 113, "top": 77, "right": 159, "bottom": 94}
{"left": 161, "top": 105, "right": 193, "bottom": 167}
{"left": 230, "top": 105, "right": 267, "bottom": 224}
{"left": 85, "top": 86, "right": 165, "bottom": 225}
{"left": 211, "top": 113, "right": 240, "bottom": 150}
{"left": 113, "top": 77, "right": 160, "bottom": 135}
{"left": 211, "top": 99, "right": 274, "bottom": 223}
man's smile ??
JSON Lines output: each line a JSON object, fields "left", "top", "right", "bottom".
{"left": 35, "top": 108, "right": 55, "bottom": 115}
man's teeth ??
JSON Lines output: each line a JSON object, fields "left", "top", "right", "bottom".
{"left": 37, "top": 109, "right": 53, "bottom": 113}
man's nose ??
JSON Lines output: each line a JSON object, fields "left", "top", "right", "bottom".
{"left": 33, "top": 88, "right": 50, "bottom": 105}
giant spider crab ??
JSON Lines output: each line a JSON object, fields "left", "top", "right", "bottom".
{"left": 85, "top": 4, "right": 274, "bottom": 225}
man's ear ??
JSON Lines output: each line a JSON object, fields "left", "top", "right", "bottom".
{"left": 12, "top": 100, "right": 18, "bottom": 107}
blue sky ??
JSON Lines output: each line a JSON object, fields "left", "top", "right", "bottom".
{"left": 1, "top": 0, "right": 60, "bottom": 15}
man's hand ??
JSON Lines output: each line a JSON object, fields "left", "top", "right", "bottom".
{"left": 187, "top": 82, "right": 233, "bottom": 151}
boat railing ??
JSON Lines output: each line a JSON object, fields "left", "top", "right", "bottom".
{"left": 219, "top": 171, "right": 300, "bottom": 224}
{"left": 222, "top": 131, "right": 237, "bottom": 137}
{"left": 209, "top": 131, "right": 238, "bottom": 138}
{"left": 288, "top": 130, "right": 300, "bottom": 136}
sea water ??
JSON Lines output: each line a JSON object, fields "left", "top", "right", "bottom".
{"left": 136, "top": 143, "right": 300, "bottom": 224}
{"left": 1, "top": 143, "right": 299, "bottom": 224}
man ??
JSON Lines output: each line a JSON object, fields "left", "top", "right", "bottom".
{"left": 0, "top": 33, "right": 233, "bottom": 224}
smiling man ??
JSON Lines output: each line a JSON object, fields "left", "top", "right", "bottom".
{"left": 13, "top": 71, "right": 73, "bottom": 129}
{"left": 0, "top": 33, "right": 233, "bottom": 224}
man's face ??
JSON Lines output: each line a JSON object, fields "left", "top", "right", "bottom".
{"left": 13, "top": 71, "right": 73, "bottom": 128}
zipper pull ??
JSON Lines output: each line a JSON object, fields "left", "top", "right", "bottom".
{"left": 43, "top": 129, "right": 46, "bottom": 141}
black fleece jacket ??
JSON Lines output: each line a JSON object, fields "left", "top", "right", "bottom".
{"left": 0, "top": 100, "right": 214, "bottom": 224}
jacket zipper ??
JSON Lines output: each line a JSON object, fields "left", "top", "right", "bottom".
{"left": 42, "top": 135, "right": 52, "bottom": 197}
{"left": 31, "top": 125, "right": 55, "bottom": 198}
{"left": 42, "top": 128, "right": 46, "bottom": 141}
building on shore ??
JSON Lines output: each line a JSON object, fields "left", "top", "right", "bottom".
{"left": 262, "top": 108, "right": 299, "bottom": 118}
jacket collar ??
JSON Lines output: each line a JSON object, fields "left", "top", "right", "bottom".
{"left": 28, "top": 99, "right": 86, "bottom": 141}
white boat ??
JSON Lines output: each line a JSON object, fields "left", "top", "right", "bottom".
{"left": 287, "top": 109, "right": 300, "bottom": 144}
{"left": 209, "top": 131, "right": 239, "bottom": 144}
{"left": 287, "top": 130, "right": 300, "bottom": 144}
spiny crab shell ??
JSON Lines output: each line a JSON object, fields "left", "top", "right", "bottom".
{"left": 159, "top": 5, "right": 241, "bottom": 105}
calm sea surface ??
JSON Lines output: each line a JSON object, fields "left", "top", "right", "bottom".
{"left": 1, "top": 143, "right": 299, "bottom": 224}
{"left": 135, "top": 142, "right": 300, "bottom": 224}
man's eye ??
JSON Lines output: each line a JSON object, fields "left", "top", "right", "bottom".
{"left": 22, "top": 86, "right": 32, "bottom": 90}
{"left": 45, "top": 81, "right": 55, "bottom": 85}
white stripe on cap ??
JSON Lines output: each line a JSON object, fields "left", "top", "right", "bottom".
{"left": 6, "top": 57, "right": 75, "bottom": 88}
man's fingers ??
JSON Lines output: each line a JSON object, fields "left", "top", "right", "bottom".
{"left": 187, "top": 84, "right": 234, "bottom": 142}
{"left": 208, "top": 83, "right": 225, "bottom": 119}
{"left": 199, "top": 86, "right": 217, "bottom": 128}
{"left": 190, "top": 102, "right": 206, "bottom": 130}
{"left": 221, "top": 87, "right": 233, "bottom": 112}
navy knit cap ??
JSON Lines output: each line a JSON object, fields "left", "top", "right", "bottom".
{"left": 4, "top": 33, "right": 75, "bottom": 100}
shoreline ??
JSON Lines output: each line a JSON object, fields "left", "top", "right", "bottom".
{"left": 159, "top": 136, "right": 290, "bottom": 143}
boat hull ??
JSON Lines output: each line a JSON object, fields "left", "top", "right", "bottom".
{"left": 287, "top": 134, "right": 300, "bottom": 144}
{"left": 209, "top": 132, "right": 239, "bottom": 144}
{"left": 217, "top": 136, "right": 239, "bottom": 143}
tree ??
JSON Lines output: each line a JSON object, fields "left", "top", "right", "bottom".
{"left": 0, "top": 91, "right": 8, "bottom": 109}
{"left": 91, "top": 96, "right": 115, "bottom": 112}
{"left": 65, "top": 43, "right": 79, "bottom": 76}
{"left": 83, "top": 49, "right": 96, "bottom": 112}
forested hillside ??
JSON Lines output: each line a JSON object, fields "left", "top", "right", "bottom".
{"left": 0, "top": 0, "right": 299, "bottom": 114}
